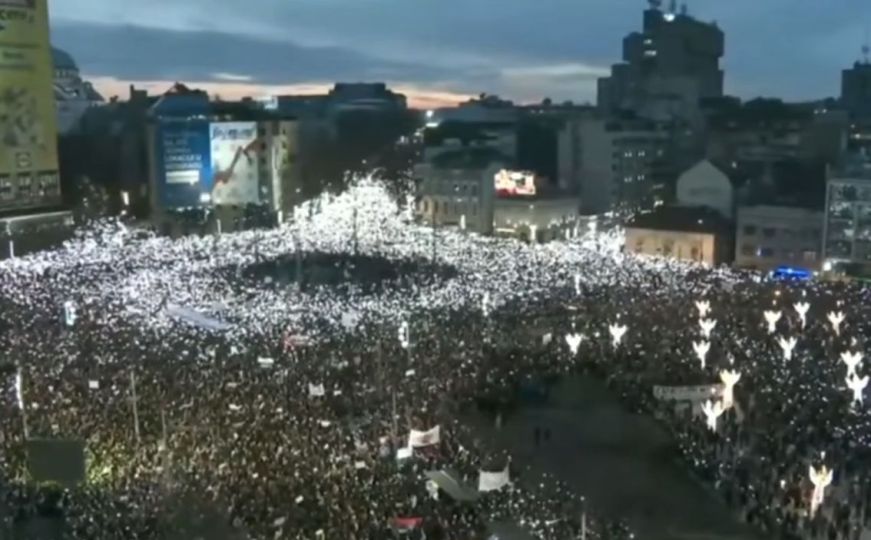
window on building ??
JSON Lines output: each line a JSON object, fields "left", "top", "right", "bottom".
{"left": 690, "top": 247, "right": 700, "bottom": 260}
{"left": 803, "top": 251, "right": 817, "bottom": 262}
{"left": 740, "top": 243, "right": 755, "bottom": 256}
{"left": 742, "top": 225, "right": 757, "bottom": 236}
{"left": 762, "top": 227, "right": 776, "bottom": 238}
{"left": 758, "top": 247, "right": 775, "bottom": 257}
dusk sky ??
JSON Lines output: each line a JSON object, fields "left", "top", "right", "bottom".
{"left": 49, "top": 0, "right": 871, "bottom": 108}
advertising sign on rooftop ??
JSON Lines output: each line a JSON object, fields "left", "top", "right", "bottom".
{"left": 494, "top": 169, "right": 537, "bottom": 198}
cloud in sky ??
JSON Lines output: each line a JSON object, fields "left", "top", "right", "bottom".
{"left": 48, "top": 0, "right": 871, "bottom": 104}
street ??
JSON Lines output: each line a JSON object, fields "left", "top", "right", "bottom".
{"left": 474, "top": 375, "right": 761, "bottom": 540}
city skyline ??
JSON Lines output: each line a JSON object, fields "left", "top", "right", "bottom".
{"left": 51, "top": 0, "right": 871, "bottom": 107}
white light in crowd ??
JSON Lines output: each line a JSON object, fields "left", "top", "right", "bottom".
{"left": 777, "top": 336, "right": 798, "bottom": 361}
{"left": 460, "top": 214, "right": 466, "bottom": 231}
{"left": 398, "top": 320, "right": 410, "bottom": 350}
{"left": 8, "top": 239, "right": 13, "bottom": 259}
{"left": 699, "top": 318, "right": 716, "bottom": 339}
{"left": 793, "top": 301, "right": 810, "bottom": 329}
{"left": 841, "top": 351, "right": 863, "bottom": 379}
{"left": 608, "top": 323, "right": 627, "bottom": 348}
{"left": 693, "top": 340, "right": 710, "bottom": 369}
{"left": 481, "top": 292, "right": 491, "bottom": 317}
{"left": 565, "top": 333, "right": 583, "bottom": 355}
{"left": 763, "top": 310, "right": 782, "bottom": 334}
{"left": 828, "top": 311, "right": 846, "bottom": 336}
{"left": 574, "top": 273, "right": 581, "bottom": 295}
{"left": 277, "top": 211, "right": 284, "bottom": 225}
{"left": 719, "top": 369, "right": 740, "bottom": 409}
{"left": 701, "top": 399, "right": 724, "bottom": 432}
{"left": 121, "top": 191, "right": 130, "bottom": 207}
{"left": 695, "top": 300, "right": 711, "bottom": 319}
{"left": 846, "top": 372, "right": 868, "bottom": 405}
{"left": 64, "top": 300, "right": 77, "bottom": 327}
{"left": 14, "top": 367, "right": 23, "bottom": 410}
{"left": 809, "top": 464, "right": 834, "bottom": 516}
{"left": 529, "top": 225, "right": 538, "bottom": 244}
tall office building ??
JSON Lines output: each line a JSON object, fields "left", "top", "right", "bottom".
{"left": 0, "top": 0, "right": 62, "bottom": 214}
{"left": 597, "top": 0, "right": 724, "bottom": 120}
{"left": 841, "top": 45, "right": 871, "bottom": 119}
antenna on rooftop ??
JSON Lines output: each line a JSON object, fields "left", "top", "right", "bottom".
{"left": 680, "top": 3, "right": 688, "bottom": 16}
{"left": 648, "top": 0, "right": 662, "bottom": 10}
{"left": 668, "top": 0, "right": 677, "bottom": 14}
{"left": 863, "top": 22, "right": 870, "bottom": 64}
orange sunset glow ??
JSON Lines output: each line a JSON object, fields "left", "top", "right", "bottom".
{"left": 88, "top": 76, "right": 474, "bottom": 109}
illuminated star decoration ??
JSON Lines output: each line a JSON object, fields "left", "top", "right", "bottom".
{"left": 699, "top": 318, "right": 717, "bottom": 339}
{"left": 692, "top": 340, "right": 711, "bottom": 370}
{"left": 808, "top": 463, "right": 834, "bottom": 516}
{"left": 695, "top": 300, "right": 711, "bottom": 319}
{"left": 719, "top": 369, "right": 741, "bottom": 409}
{"left": 777, "top": 336, "right": 798, "bottom": 362}
{"left": 828, "top": 311, "right": 846, "bottom": 336}
{"left": 608, "top": 323, "right": 627, "bottom": 348}
{"left": 841, "top": 351, "right": 863, "bottom": 379}
{"left": 565, "top": 333, "right": 584, "bottom": 355}
{"left": 846, "top": 372, "right": 868, "bottom": 405}
{"left": 701, "top": 399, "right": 724, "bottom": 432}
{"left": 763, "top": 310, "right": 782, "bottom": 334}
{"left": 793, "top": 301, "right": 810, "bottom": 329}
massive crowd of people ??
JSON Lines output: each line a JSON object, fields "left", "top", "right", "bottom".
{"left": 0, "top": 180, "right": 869, "bottom": 539}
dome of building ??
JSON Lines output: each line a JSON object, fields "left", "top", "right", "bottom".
{"left": 51, "top": 47, "right": 79, "bottom": 72}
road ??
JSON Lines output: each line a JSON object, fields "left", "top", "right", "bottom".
{"left": 471, "top": 375, "right": 761, "bottom": 540}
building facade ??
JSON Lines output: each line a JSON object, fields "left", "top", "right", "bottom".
{"left": 559, "top": 116, "right": 668, "bottom": 215}
{"left": 146, "top": 85, "right": 300, "bottom": 231}
{"left": 735, "top": 205, "right": 824, "bottom": 271}
{"left": 625, "top": 206, "right": 732, "bottom": 266}
{"left": 841, "top": 60, "right": 871, "bottom": 119}
{"left": 822, "top": 166, "right": 871, "bottom": 272}
{"left": 0, "top": 0, "right": 63, "bottom": 215}
{"left": 675, "top": 160, "right": 733, "bottom": 218}
{"left": 414, "top": 148, "right": 503, "bottom": 235}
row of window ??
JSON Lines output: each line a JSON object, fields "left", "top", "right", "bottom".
{"left": 741, "top": 224, "right": 821, "bottom": 241}
{"left": 0, "top": 175, "right": 59, "bottom": 202}
{"left": 621, "top": 174, "right": 647, "bottom": 184}
{"left": 739, "top": 243, "right": 818, "bottom": 261}
{"left": 634, "top": 239, "right": 704, "bottom": 261}
{"left": 419, "top": 198, "right": 478, "bottom": 217}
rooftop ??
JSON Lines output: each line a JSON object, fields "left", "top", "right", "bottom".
{"left": 627, "top": 205, "right": 732, "bottom": 234}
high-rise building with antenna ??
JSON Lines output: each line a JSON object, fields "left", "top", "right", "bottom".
{"left": 841, "top": 37, "right": 871, "bottom": 119}
{"left": 597, "top": 1, "right": 724, "bottom": 120}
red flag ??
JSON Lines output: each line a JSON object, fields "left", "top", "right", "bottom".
{"left": 392, "top": 517, "right": 423, "bottom": 530}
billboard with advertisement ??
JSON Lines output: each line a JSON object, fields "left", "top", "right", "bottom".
{"left": 155, "top": 121, "right": 212, "bottom": 208}
{"left": 210, "top": 122, "right": 261, "bottom": 205}
{"left": 0, "top": 0, "right": 59, "bottom": 201}
{"left": 495, "top": 169, "right": 537, "bottom": 198}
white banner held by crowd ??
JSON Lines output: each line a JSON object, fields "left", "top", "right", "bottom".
{"left": 165, "top": 304, "right": 232, "bottom": 332}
{"left": 653, "top": 383, "right": 724, "bottom": 402}
{"left": 478, "top": 466, "right": 511, "bottom": 492}
{"left": 408, "top": 425, "right": 440, "bottom": 448}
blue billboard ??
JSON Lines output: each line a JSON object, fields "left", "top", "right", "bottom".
{"left": 155, "top": 121, "right": 212, "bottom": 208}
